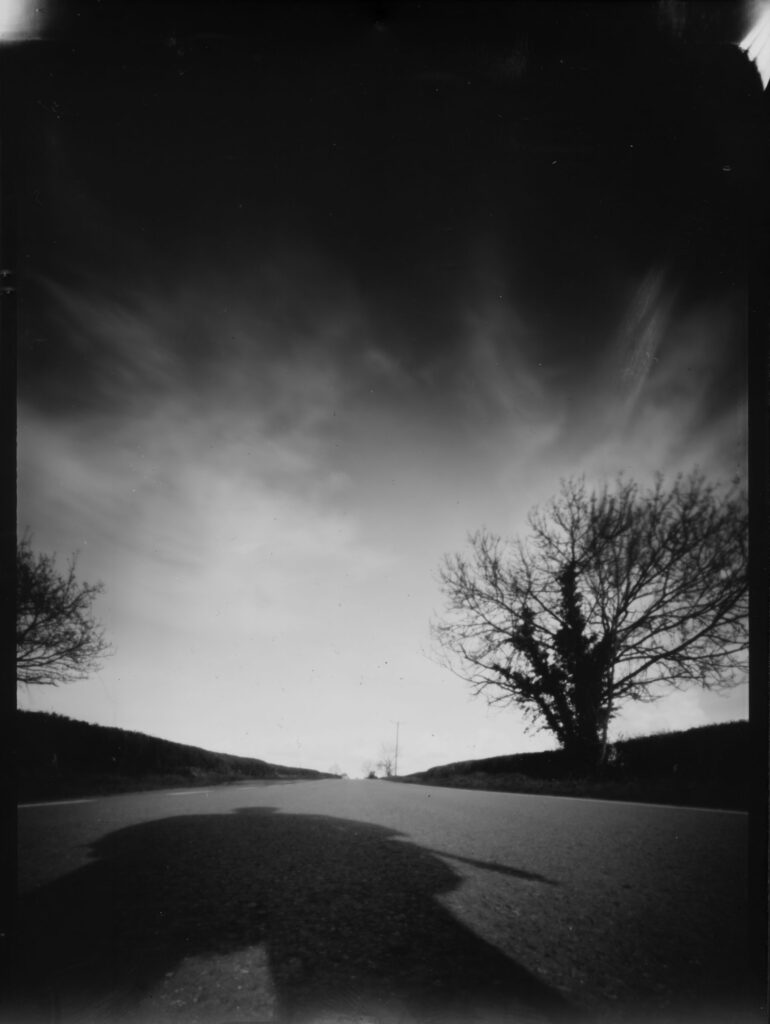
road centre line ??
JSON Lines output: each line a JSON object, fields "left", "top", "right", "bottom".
{"left": 550, "top": 795, "right": 748, "bottom": 815}
{"left": 463, "top": 788, "right": 748, "bottom": 815}
{"left": 18, "top": 798, "right": 95, "bottom": 809}
{"left": 165, "top": 790, "right": 210, "bottom": 797}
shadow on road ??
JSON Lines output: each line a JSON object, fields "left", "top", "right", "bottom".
{"left": 12, "top": 805, "right": 580, "bottom": 1024}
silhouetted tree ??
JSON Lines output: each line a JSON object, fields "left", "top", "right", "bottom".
{"left": 435, "top": 472, "right": 748, "bottom": 772}
{"left": 16, "top": 536, "right": 112, "bottom": 687}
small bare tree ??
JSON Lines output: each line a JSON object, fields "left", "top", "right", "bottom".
{"left": 16, "top": 536, "right": 112, "bottom": 687}
{"left": 434, "top": 471, "right": 748, "bottom": 772}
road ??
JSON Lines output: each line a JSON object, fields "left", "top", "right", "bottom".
{"left": 9, "top": 779, "right": 758, "bottom": 1024}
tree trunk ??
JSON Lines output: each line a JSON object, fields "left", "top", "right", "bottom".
{"left": 563, "top": 732, "right": 604, "bottom": 776}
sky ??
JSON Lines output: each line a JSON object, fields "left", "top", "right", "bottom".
{"left": 13, "top": 2, "right": 766, "bottom": 778}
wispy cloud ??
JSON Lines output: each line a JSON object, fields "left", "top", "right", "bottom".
{"left": 616, "top": 268, "right": 676, "bottom": 414}
{"left": 520, "top": 269, "right": 749, "bottom": 485}
{"left": 462, "top": 302, "right": 550, "bottom": 425}
{"left": 18, "top": 235, "right": 747, "bottom": 774}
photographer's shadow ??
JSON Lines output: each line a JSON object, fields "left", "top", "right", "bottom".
{"left": 17, "top": 805, "right": 578, "bottom": 1023}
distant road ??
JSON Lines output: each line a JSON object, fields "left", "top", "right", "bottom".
{"left": 12, "top": 780, "right": 758, "bottom": 1024}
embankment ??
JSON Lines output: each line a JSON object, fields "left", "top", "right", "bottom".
{"left": 16, "top": 711, "right": 338, "bottom": 801}
{"left": 394, "top": 721, "right": 751, "bottom": 810}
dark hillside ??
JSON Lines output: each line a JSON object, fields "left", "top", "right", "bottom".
{"left": 16, "top": 711, "right": 337, "bottom": 801}
{"left": 397, "top": 721, "right": 750, "bottom": 810}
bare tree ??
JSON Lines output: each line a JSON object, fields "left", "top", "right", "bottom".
{"left": 377, "top": 745, "right": 395, "bottom": 778}
{"left": 16, "top": 536, "right": 112, "bottom": 687}
{"left": 434, "top": 471, "right": 748, "bottom": 772}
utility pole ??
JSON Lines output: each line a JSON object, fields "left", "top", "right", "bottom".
{"left": 394, "top": 721, "right": 399, "bottom": 777}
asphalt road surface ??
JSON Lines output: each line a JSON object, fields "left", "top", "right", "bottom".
{"left": 9, "top": 779, "right": 758, "bottom": 1024}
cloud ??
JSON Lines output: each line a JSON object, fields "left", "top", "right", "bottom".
{"left": 19, "top": 397, "right": 391, "bottom": 611}
{"left": 17, "top": 396, "right": 410, "bottom": 768}
{"left": 18, "top": 222, "right": 748, "bottom": 776}
{"left": 27, "top": 246, "right": 466, "bottom": 453}
{"left": 461, "top": 302, "right": 550, "bottom": 425}
{"left": 616, "top": 268, "right": 675, "bottom": 413}
{"left": 519, "top": 269, "right": 749, "bottom": 486}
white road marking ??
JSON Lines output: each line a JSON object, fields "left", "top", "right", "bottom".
{"left": 18, "top": 798, "right": 95, "bottom": 809}
{"left": 426, "top": 785, "right": 749, "bottom": 815}
{"left": 519, "top": 792, "right": 749, "bottom": 815}
{"left": 165, "top": 790, "right": 210, "bottom": 797}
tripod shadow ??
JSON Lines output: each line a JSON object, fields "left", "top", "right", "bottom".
{"left": 14, "top": 805, "right": 581, "bottom": 1024}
